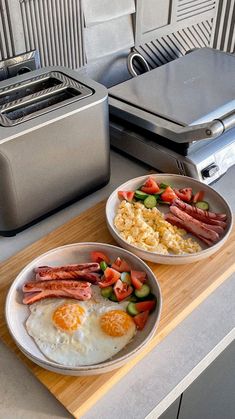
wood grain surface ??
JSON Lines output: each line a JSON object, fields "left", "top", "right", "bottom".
{"left": 0, "top": 200, "right": 234, "bottom": 418}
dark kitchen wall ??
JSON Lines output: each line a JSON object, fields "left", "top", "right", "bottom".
{"left": 0, "top": 0, "right": 234, "bottom": 86}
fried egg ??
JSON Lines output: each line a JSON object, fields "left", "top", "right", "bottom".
{"left": 26, "top": 289, "right": 136, "bottom": 366}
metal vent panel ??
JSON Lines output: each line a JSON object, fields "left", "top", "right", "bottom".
{"left": 213, "top": 0, "right": 235, "bottom": 52}
{"left": 0, "top": 0, "right": 14, "bottom": 60}
{"left": 135, "top": 19, "right": 213, "bottom": 69}
{"left": 177, "top": 0, "right": 216, "bottom": 22}
{"left": 20, "top": 0, "right": 85, "bottom": 68}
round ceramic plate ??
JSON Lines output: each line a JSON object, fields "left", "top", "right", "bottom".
{"left": 106, "top": 174, "right": 233, "bottom": 264}
{"left": 5, "top": 243, "right": 162, "bottom": 376}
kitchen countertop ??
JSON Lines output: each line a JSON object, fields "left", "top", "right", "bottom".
{"left": 0, "top": 150, "right": 234, "bottom": 419}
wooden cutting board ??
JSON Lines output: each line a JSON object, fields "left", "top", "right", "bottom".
{"left": 0, "top": 200, "right": 235, "bottom": 418}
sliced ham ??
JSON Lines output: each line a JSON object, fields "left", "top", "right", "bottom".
{"left": 172, "top": 199, "right": 227, "bottom": 226}
{"left": 35, "top": 270, "right": 100, "bottom": 283}
{"left": 34, "top": 262, "right": 100, "bottom": 273}
{"left": 169, "top": 206, "right": 220, "bottom": 243}
{"left": 22, "top": 280, "right": 91, "bottom": 304}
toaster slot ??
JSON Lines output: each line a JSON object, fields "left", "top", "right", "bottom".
{"left": 0, "top": 77, "right": 62, "bottom": 107}
{"left": 0, "top": 71, "right": 94, "bottom": 126}
{"left": 1, "top": 87, "right": 81, "bottom": 123}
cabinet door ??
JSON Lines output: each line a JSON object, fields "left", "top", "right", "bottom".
{"left": 179, "top": 341, "right": 235, "bottom": 419}
{"left": 159, "top": 397, "right": 181, "bottom": 419}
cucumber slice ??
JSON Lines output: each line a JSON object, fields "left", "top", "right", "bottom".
{"left": 121, "top": 272, "right": 131, "bottom": 285}
{"left": 135, "top": 284, "right": 150, "bottom": 299}
{"left": 109, "top": 292, "right": 118, "bottom": 302}
{"left": 195, "top": 201, "right": 209, "bottom": 211}
{"left": 158, "top": 200, "right": 171, "bottom": 205}
{"left": 154, "top": 188, "right": 165, "bottom": 197}
{"left": 126, "top": 302, "right": 139, "bottom": 316}
{"left": 100, "top": 261, "right": 108, "bottom": 271}
{"left": 128, "top": 295, "right": 139, "bottom": 302}
{"left": 135, "top": 190, "right": 149, "bottom": 200}
{"left": 144, "top": 195, "right": 157, "bottom": 209}
{"left": 160, "top": 182, "right": 170, "bottom": 189}
{"left": 101, "top": 286, "right": 113, "bottom": 299}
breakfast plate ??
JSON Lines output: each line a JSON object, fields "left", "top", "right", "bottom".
{"left": 5, "top": 243, "right": 162, "bottom": 375}
{"left": 106, "top": 174, "right": 233, "bottom": 264}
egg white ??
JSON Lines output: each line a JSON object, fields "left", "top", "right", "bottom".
{"left": 26, "top": 291, "right": 136, "bottom": 366}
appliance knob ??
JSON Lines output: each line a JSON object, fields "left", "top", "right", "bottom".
{"left": 201, "top": 163, "right": 219, "bottom": 178}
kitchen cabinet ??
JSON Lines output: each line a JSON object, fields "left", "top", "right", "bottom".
{"left": 159, "top": 397, "right": 181, "bottom": 419}
{"left": 160, "top": 341, "right": 235, "bottom": 419}
{"left": 178, "top": 340, "right": 235, "bottom": 419}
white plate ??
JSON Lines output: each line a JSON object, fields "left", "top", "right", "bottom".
{"left": 5, "top": 243, "right": 162, "bottom": 375}
{"left": 106, "top": 174, "right": 233, "bottom": 264}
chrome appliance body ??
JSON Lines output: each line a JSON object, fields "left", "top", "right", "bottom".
{"left": 0, "top": 67, "right": 109, "bottom": 234}
{"left": 109, "top": 48, "right": 235, "bottom": 184}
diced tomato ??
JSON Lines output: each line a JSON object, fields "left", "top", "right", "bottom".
{"left": 111, "top": 257, "right": 131, "bottom": 273}
{"left": 161, "top": 186, "right": 177, "bottom": 203}
{"left": 135, "top": 300, "right": 156, "bottom": 312}
{"left": 113, "top": 279, "right": 133, "bottom": 301}
{"left": 133, "top": 310, "right": 150, "bottom": 330}
{"left": 141, "top": 177, "right": 160, "bottom": 194}
{"left": 131, "top": 270, "right": 146, "bottom": 290}
{"left": 118, "top": 191, "right": 135, "bottom": 202}
{"left": 91, "top": 251, "right": 110, "bottom": 264}
{"left": 98, "top": 267, "right": 120, "bottom": 288}
{"left": 193, "top": 190, "right": 205, "bottom": 203}
{"left": 174, "top": 188, "right": 193, "bottom": 202}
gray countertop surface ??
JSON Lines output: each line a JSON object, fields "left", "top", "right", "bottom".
{"left": 0, "top": 150, "right": 234, "bottom": 419}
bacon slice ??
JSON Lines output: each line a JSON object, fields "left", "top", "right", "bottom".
{"left": 35, "top": 270, "right": 100, "bottom": 283}
{"left": 172, "top": 199, "right": 227, "bottom": 226}
{"left": 34, "top": 263, "right": 100, "bottom": 273}
{"left": 22, "top": 280, "right": 91, "bottom": 304}
{"left": 169, "top": 206, "right": 220, "bottom": 243}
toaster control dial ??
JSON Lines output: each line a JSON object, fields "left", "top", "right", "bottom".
{"left": 201, "top": 163, "right": 219, "bottom": 178}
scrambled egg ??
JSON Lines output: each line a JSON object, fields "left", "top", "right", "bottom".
{"left": 114, "top": 201, "right": 201, "bottom": 255}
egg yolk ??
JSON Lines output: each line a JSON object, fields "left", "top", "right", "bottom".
{"left": 52, "top": 303, "right": 85, "bottom": 332}
{"left": 100, "top": 310, "right": 134, "bottom": 337}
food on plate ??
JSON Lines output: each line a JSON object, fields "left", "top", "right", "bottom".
{"left": 114, "top": 200, "right": 202, "bottom": 254}
{"left": 172, "top": 198, "right": 226, "bottom": 224}
{"left": 116, "top": 176, "right": 227, "bottom": 251}
{"left": 22, "top": 252, "right": 157, "bottom": 366}
{"left": 35, "top": 262, "right": 100, "bottom": 282}
{"left": 140, "top": 177, "right": 160, "bottom": 194}
{"left": 165, "top": 199, "right": 226, "bottom": 246}
{"left": 22, "top": 280, "right": 92, "bottom": 304}
{"left": 25, "top": 292, "right": 136, "bottom": 366}
{"left": 91, "top": 251, "right": 110, "bottom": 264}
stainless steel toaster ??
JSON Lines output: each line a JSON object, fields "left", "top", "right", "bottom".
{"left": 0, "top": 67, "right": 109, "bottom": 235}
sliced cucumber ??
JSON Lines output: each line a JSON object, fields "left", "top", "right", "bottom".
{"left": 195, "top": 201, "right": 209, "bottom": 211}
{"left": 144, "top": 195, "right": 157, "bottom": 209}
{"left": 154, "top": 188, "right": 165, "bottom": 197}
{"left": 158, "top": 200, "right": 171, "bottom": 205}
{"left": 109, "top": 292, "right": 118, "bottom": 302}
{"left": 135, "top": 190, "right": 149, "bottom": 200}
{"left": 135, "top": 284, "right": 150, "bottom": 299}
{"left": 126, "top": 302, "right": 139, "bottom": 316}
{"left": 101, "top": 286, "right": 113, "bottom": 299}
{"left": 128, "top": 295, "right": 139, "bottom": 302}
{"left": 160, "top": 182, "right": 170, "bottom": 189}
{"left": 100, "top": 261, "right": 108, "bottom": 271}
{"left": 121, "top": 272, "right": 131, "bottom": 285}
